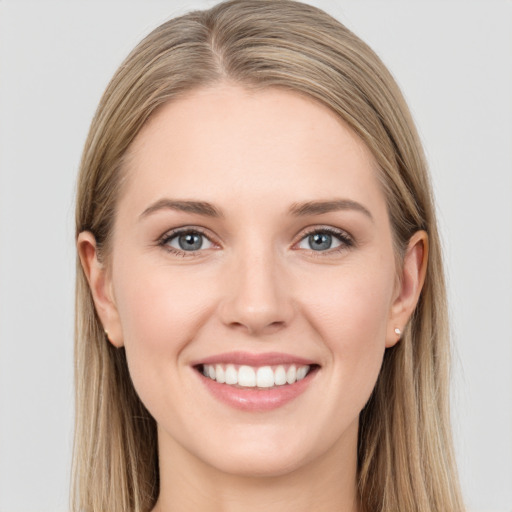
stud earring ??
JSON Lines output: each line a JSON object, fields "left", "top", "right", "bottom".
{"left": 394, "top": 327, "right": 401, "bottom": 336}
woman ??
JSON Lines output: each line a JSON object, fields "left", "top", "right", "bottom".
{"left": 73, "top": 0, "right": 465, "bottom": 510}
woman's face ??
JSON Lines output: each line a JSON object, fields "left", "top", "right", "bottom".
{"left": 83, "top": 84, "right": 419, "bottom": 477}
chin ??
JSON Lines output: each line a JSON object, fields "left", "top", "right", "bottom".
{"left": 207, "top": 446, "right": 312, "bottom": 479}
{"left": 191, "top": 426, "right": 330, "bottom": 479}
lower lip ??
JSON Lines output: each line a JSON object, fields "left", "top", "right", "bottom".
{"left": 196, "top": 368, "right": 317, "bottom": 412}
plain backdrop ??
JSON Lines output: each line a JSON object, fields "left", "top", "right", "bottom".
{"left": 0, "top": 1, "right": 511, "bottom": 511}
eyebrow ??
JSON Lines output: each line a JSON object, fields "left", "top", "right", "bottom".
{"left": 139, "top": 198, "right": 373, "bottom": 222}
{"left": 288, "top": 199, "right": 373, "bottom": 221}
{"left": 139, "top": 199, "right": 223, "bottom": 219}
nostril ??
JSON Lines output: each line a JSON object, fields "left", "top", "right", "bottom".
{"left": 267, "top": 320, "right": 286, "bottom": 331}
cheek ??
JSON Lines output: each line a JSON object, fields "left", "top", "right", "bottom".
{"left": 111, "top": 260, "right": 215, "bottom": 392}
{"left": 301, "top": 263, "right": 394, "bottom": 389}
{"left": 114, "top": 256, "right": 212, "bottom": 341}
{"left": 110, "top": 264, "right": 221, "bottom": 433}
{"left": 304, "top": 261, "right": 393, "bottom": 338}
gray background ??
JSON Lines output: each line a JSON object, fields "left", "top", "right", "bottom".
{"left": 0, "top": 1, "right": 511, "bottom": 511}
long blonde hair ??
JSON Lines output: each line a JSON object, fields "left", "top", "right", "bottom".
{"left": 73, "top": 1, "right": 465, "bottom": 510}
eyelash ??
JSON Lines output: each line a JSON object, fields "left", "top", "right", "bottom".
{"left": 158, "top": 227, "right": 213, "bottom": 257}
{"left": 157, "top": 226, "right": 354, "bottom": 257}
{"left": 298, "top": 226, "right": 354, "bottom": 256}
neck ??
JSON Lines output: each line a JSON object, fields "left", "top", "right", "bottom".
{"left": 153, "top": 424, "right": 360, "bottom": 512}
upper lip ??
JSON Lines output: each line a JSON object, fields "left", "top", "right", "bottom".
{"left": 191, "top": 351, "right": 317, "bottom": 367}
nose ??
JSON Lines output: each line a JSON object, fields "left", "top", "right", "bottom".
{"left": 218, "top": 246, "right": 295, "bottom": 336}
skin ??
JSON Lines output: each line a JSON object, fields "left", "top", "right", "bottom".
{"left": 78, "top": 84, "right": 427, "bottom": 512}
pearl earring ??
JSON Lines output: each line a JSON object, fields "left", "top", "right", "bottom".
{"left": 394, "top": 327, "right": 401, "bottom": 336}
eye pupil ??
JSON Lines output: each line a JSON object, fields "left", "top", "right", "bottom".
{"left": 179, "top": 233, "right": 202, "bottom": 251}
{"left": 309, "top": 233, "right": 332, "bottom": 251}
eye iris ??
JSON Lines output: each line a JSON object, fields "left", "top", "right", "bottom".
{"left": 178, "top": 233, "right": 202, "bottom": 251}
{"left": 309, "top": 232, "right": 332, "bottom": 251}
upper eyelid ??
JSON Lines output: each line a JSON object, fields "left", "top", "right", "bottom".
{"left": 299, "top": 225, "right": 349, "bottom": 235}
{"left": 295, "top": 225, "right": 353, "bottom": 242}
{"left": 159, "top": 226, "right": 216, "bottom": 242}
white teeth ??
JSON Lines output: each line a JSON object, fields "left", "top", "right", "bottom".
{"left": 215, "top": 364, "right": 225, "bottom": 384}
{"left": 225, "top": 364, "right": 238, "bottom": 385}
{"left": 296, "top": 366, "right": 308, "bottom": 381}
{"left": 274, "top": 365, "right": 287, "bottom": 386}
{"left": 256, "top": 366, "right": 274, "bottom": 388}
{"left": 202, "top": 363, "right": 311, "bottom": 388}
{"left": 238, "top": 365, "right": 256, "bottom": 387}
{"left": 286, "top": 365, "right": 297, "bottom": 384}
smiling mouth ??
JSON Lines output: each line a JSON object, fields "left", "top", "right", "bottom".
{"left": 196, "top": 363, "right": 319, "bottom": 389}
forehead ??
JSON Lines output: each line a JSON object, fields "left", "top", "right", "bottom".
{"left": 121, "top": 84, "right": 385, "bottom": 217}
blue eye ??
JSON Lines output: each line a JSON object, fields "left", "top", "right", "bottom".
{"left": 307, "top": 232, "right": 336, "bottom": 251}
{"left": 297, "top": 229, "right": 351, "bottom": 252}
{"left": 164, "top": 231, "right": 214, "bottom": 252}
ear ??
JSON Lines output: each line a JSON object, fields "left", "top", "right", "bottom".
{"left": 77, "top": 231, "right": 124, "bottom": 348}
{"left": 386, "top": 230, "right": 428, "bottom": 348}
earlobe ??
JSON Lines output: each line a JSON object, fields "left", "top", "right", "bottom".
{"left": 77, "top": 231, "right": 124, "bottom": 348}
{"left": 386, "top": 230, "right": 428, "bottom": 348}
